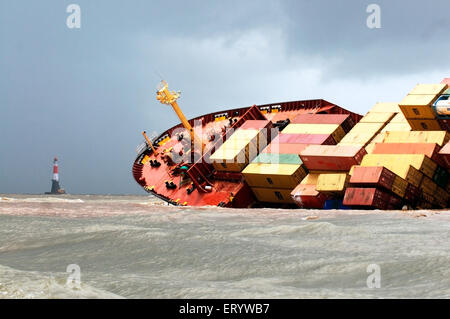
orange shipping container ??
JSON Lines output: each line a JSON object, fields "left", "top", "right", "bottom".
{"left": 408, "top": 119, "right": 442, "bottom": 131}
{"left": 371, "top": 143, "right": 442, "bottom": 165}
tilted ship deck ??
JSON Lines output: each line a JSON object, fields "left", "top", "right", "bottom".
{"left": 132, "top": 79, "right": 450, "bottom": 209}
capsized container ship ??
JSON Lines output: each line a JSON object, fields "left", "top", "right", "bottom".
{"left": 132, "top": 79, "right": 450, "bottom": 209}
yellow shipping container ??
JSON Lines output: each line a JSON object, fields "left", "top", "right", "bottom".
{"left": 408, "top": 83, "right": 447, "bottom": 95}
{"left": 300, "top": 173, "right": 320, "bottom": 185}
{"left": 360, "top": 112, "right": 395, "bottom": 124}
{"left": 390, "top": 112, "right": 408, "bottom": 123}
{"left": 339, "top": 122, "right": 385, "bottom": 146}
{"left": 369, "top": 102, "right": 401, "bottom": 113}
{"left": 400, "top": 105, "right": 436, "bottom": 119}
{"left": 391, "top": 176, "right": 408, "bottom": 198}
{"left": 348, "top": 122, "right": 385, "bottom": 133}
{"left": 399, "top": 94, "right": 439, "bottom": 119}
{"left": 399, "top": 94, "right": 438, "bottom": 107}
{"left": 225, "top": 129, "right": 268, "bottom": 151}
{"left": 382, "top": 131, "right": 449, "bottom": 146}
{"left": 282, "top": 123, "right": 345, "bottom": 143}
{"left": 242, "top": 163, "right": 306, "bottom": 188}
{"left": 361, "top": 154, "right": 436, "bottom": 179}
{"left": 316, "top": 173, "right": 349, "bottom": 193}
{"left": 251, "top": 187, "right": 294, "bottom": 204}
{"left": 419, "top": 176, "right": 437, "bottom": 196}
{"left": 435, "top": 187, "right": 449, "bottom": 208}
{"left": 407, "top": 119, "right": 442, "bottom": 131}
{"left": 210, "top": 147, "right": 249, "bottom": 172}
{"left": 380, "top": 122, "right": 412, "bottom": 133}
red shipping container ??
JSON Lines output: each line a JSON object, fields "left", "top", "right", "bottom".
{"left": 343, "top": 187, "right": 390, "bottom": 209}
{"left": 372, "top": 143, "right": 442, "bottom": 165}
{"left": 299, "top": 145, "right": 367, "bottom": 171}
{"left": 292, "top": 114, "right": 354, "bottom": 133}
{"left": 262, "top": 143, "right": 309, "bottom": 155}
{"left": 290, "top": 184, "right": 328, "bottom": 209}
{"left": 438, "top": 142, "right": 450, "bottom": 169}
{"left": 272, "top": 133, "right": 335, "bottom": 145}
{"left": 404, "top": 184, "right": 421, "bottom": 206}
{"left": 387, "top": 195, "right": 403, "bottom": 210}
{"left": 350, "top": 166, "right": 396, "bottom": 190}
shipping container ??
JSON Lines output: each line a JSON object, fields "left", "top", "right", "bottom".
{"left": 408, "top": 119, "right": 442, "bottom": 131}
{"left": 432, "top": 166, "right": 449, "bottom": 188}
{"left": 210, "top": 147, "right": 250, "bottom": 172}
{"left": 390, "top": 112, "right": 408, "bottom": 123}
{"left": 369, "top": 102, "right": 401, "bottom": 113}
{"left": 408, "top": 83, "right": 447, "bottom": 95}
{"left": 272, "top": 133, "right": 335, "bottom": 145}
{"left": 300, "top": 173, "right": 321, "bottom": 185}
{"left": 387, "top": 195, "right": 404, "bottom": 210}
{"left": 349, "top": 166, "right": 396, "bottom": 190}
{"left": 361, "top": 154, "right": 437, "bottom": 179}
{"left": 338, "top": 122, "right": 385, "bottom": 146}
{"left": 360, "top": 112, "right": 395, "bottom": 124}
{"left": 251, "top": 187, "right": 295, "bottom": 204}
{"left": 300, "top": 145, "right": 367, "bottom": 170}
{"left": 282, "top": 123, "right": 345, "bottom": 143}
{"left": 391, "top": 176, "right": 408, "bottom": 198}
{"left": 292, "top": 114, "right": 354, "bottom": 133}
{"left": 434, "top": 187, "right": 449, "bottom": 208}
{"left": 382, "top": 131, "right": 449, "bottom": 146}
{"left": 316, "top": 173, "right": 349, "bottom": 194}
{"left": 360, "top": 156, "right": 423, "bottom": 187}
{"left": 371, "top": 143, "right": 441, "bottom": 164}
{"left": 343, "top": 187, "right": 390, "bottom": 209}
{"left": 239, "top": 119, "right": 273, "bottom": 130}
{"left": 242, "top": 163, "right": 306, "bottom": 188}
{"left": 380, "top": 122, "right": 412, "bottom": 133}
{"left": 290, "top": 184, "right": 328, "bottom": 209}
{"left": 262, "top": 143, "right": 309, "bottom": 155}
{"left": 252, "top": 153, "right": 302, "bottom": 165}
{"left": 404, "top": 184, "right": 421, "bottom": 206}
{"left": 419, "top": 176, "right": 437, "bottom": 197}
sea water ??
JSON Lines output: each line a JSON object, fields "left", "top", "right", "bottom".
{"left": 0, "top": 194, "right": 449, "bottom": 298}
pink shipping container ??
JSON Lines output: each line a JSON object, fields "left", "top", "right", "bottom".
{"left": 299, "top": 145, "right": 367, "bottom": 171}
{"left": 272, "top": 133, "right": 336, "bottom": 145}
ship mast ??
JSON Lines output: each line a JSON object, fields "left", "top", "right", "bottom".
{"left": 156, "top": 81, "right": 204, "bottom": 151}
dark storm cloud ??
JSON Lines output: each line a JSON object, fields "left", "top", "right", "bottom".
{"left": 281, "top": 0, "right": 450, "bottom": 77}
{"left": 0, "top": 0, "right": 448, "bottom": 194}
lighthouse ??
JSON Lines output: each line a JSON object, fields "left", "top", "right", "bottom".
{"left": 45, "top": 157, "right": 66, "bottom": 194}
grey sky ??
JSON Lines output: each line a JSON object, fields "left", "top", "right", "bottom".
{"left": 1, "top": 0, "right": 449, "bottom": 194}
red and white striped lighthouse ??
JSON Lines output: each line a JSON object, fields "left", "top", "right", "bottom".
{"left": 46, "top": 156, "right": 66, "bottom": 194}
{"left": 52, "top": 157, "right": 59, "bottom": 182}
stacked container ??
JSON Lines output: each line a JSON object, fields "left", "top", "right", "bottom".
{"left": 210, "top": 120, "right": 274, "bottom": 172}
{"left": 398, "top": 84, "right": 448, "bottom": 131}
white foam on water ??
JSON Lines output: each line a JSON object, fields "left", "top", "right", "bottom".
{"left": 0, "top": 264, "right": 123, "bottom": 299}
